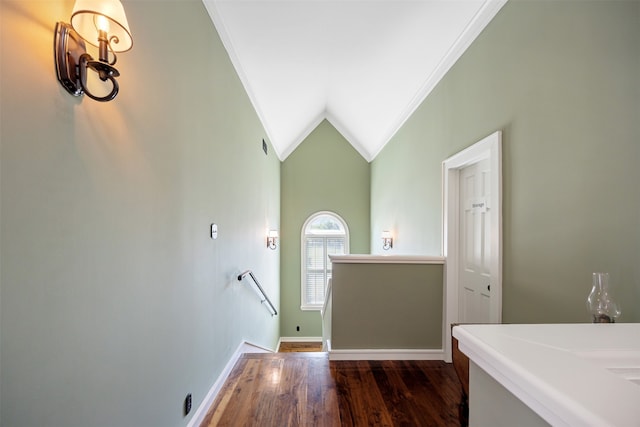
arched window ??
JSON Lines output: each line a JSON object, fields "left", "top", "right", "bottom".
{"left": 301, "top": 211, "right": 349, "bottom": 310}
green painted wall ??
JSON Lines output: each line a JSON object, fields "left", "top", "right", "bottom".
{"left": 371, "top": 1, "right": 640, "bottom": 323}
{"left": 280, "top": 120, "right": 370, "bottom": 337}
{"left": 0, "top": 1, "right": 280, "bottom": 426}
{"left": 331, "top": 263, "right": 443, "bottom": 349}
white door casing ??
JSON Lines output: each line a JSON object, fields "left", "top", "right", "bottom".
{"left": 442, "top": 131, "right": 502, "bottom": 362}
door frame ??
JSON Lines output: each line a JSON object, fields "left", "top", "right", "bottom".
{"left": 442, "top": 131, "right": 502, "bottom": 362}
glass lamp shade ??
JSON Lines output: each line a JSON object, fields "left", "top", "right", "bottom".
{"left": 587, "top": 272, "right": 621, "bottom": 323}
{"left": 70, "top": 0, "right": 133, "bottom": 52}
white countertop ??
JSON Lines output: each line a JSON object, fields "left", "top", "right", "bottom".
{"left": 453, "top": 323, "right": 640, "bottom": 427}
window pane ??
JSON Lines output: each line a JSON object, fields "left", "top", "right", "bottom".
{"left": 305, "top": 271, "right": 325, "bottom": 305}
{"left": 326, "top": 237, "right": 345, "bottom": 274}
{"left": 307, "top": 214, "right": 345, "bottom": 233}
{"left": 305, "top": 238, "right": 324, "bottom": 270}
{"left": 327, "top": 237, "right": 344, "bottom": 254}
{"left": 304, "top": 237, "right": 324, "bottom": 306}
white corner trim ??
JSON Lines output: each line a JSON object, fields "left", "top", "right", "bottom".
{"left": 325, "top": 339, "right": 332, "bottom": 353}
{"left": 328, "top": 348, "right": 445, "bottom": 361}
{"left": 185, "top": 340, "right": 273, "bottom": 427}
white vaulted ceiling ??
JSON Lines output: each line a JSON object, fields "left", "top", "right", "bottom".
{"left": 203, "top": 0, "right": 507, "bottom": 161}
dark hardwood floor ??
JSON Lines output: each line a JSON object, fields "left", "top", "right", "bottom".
{"left": 201, "top": 352, "right": 462, "bottom": 426}
{"left": 332, "top": 360, "right": 461, "bottom": 426}
{"left": 278, "top": 341, "right": 323, "bottom": 352}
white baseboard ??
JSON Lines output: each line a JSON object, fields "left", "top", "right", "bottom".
{"left": 328, "top": 348, "right": 445, "bottom": 361}
{"left": 186, "top": 340, "right": 274, "bottom": 427}
{"left": 240, "top": 341, "right": 275, "bottom": 353}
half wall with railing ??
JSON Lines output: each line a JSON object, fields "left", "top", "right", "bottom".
{"left": 325, "top": 255, "right": 445, "bottom": 360}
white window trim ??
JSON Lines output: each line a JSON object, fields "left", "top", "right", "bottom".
{"left": 300, "top": 211, "right": 349, "bottom": 311}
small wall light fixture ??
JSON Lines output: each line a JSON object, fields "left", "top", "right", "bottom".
{"left": 267, "top": 230, "right": 278, "bottom": 250}
{"left": 382, "top": 230, "right": 393, "bottom": 250}
{"left": 54, "top": 0, "right": 133, "bottom": 102}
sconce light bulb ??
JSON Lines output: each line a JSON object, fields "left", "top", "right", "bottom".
{"left": 94, "top": 14, "right": 110, "bottom": 33}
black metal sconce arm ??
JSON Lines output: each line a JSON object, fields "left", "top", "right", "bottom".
{"left": 55, "top": 22, "right": 121, "bottom": 102}
{"left": 79, "top": 53, "right": 120, "bottom": 101}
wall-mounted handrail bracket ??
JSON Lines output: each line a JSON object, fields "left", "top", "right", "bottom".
{"left": 238, "top": 270, "right": 278, "bottom": 316}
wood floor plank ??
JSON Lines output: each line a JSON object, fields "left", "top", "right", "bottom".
{"left": 304, "top": 356, "right": 340, "bottom": 426}
{"left": 272, "top": 357, "right": 304, "bottom": 425}
{"left": 278, "top": 341, "right": 323, "bottom": 352}
{"left": 423, "top": 360, "right": 465, "bottom": 414}
{"left": 202, "top": 358, "right": 259, "bottom": 426}
{"left": 201, "top": 353, "right": 462, "bottom": 427}
{"left": 200, "top": 357, "right": 247, "bottom": 427}
{"left": 390, "top": 360, "right": 458, "bottom": 426}
{"left": 330, "top": 361, "right": 395, "bottom": 426}
{"left": 372, "top": 360, "right": 441, "bottom": 426}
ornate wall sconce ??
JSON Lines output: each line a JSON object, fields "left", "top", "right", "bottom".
{"left": 382, "top": 230, "right": 393, "bottom": 250}
{"left": 54, "top": 0, "right": 133, "bottom": 102}
{"left": 267, "top": 230, "right": 278, "bottom": 250}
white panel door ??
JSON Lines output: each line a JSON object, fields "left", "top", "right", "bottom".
{"left": 443, "top": 130, "right": 502, "bottom": 362}
{"left": 459, "top": 157, "right": 491, "bottom": 323}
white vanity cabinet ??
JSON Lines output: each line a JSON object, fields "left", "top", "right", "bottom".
{"left": 453, "top": 323, "right": 640, "bottom": 427}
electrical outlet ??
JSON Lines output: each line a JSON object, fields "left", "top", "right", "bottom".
{"left": 296, "top": 326, "right": 300, "bottom": 332}
{"left": 184, "top": 393, "right": 192, "bottom": 416}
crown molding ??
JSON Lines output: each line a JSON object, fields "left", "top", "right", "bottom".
{"left": 372, "top": 0, "right": 509, "bottom": 161}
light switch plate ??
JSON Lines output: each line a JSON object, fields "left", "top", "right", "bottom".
{"left": 211, "top": 223, "right": 218, "bottom": 239}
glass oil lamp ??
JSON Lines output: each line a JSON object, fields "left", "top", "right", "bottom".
{"left": 587, "top": 272, "right": 621, "bottom": 323}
